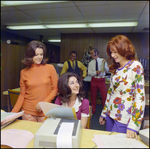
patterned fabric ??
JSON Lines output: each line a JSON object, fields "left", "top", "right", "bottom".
{"left": 101, "top": 60, "right": 145, "bottom": 132}
{"left": 22, "top": 113, "right": 45, "bottom": 123}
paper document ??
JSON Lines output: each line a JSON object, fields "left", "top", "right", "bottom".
{"left": 1, "top": 110, "right": 24, "bottom": 127}
{"left": 1, "top": 129, "right": 34, "bottom": 148}
{"left": 92, "top": 134, "right": 147, "bottom": 148}
{"left": 56, "top": 122, "right": 74, "bottom": 148}
{"left": 38, "top": 102, "right": 77, "bottom": 119}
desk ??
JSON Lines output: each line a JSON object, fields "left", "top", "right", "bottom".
{"left": 1, "top": 119, "right": 148, "bottom": 148}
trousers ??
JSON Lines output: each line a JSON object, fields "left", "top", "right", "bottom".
{"left": 90, "top": 77, "right": 107, "bottom": 114}
{"left": 106, "top": 114, "right": 127, "bottom": 133}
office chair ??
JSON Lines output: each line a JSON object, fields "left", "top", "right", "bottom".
{"left": 8, "top": 89, "right": 20, "bottom": 111}
{"left": 87, "top": 106, "right": 92, "bottom": 129}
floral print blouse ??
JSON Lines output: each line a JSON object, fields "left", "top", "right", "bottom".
{"left": 101, "top": 60, "right": 145, "bottom": 132}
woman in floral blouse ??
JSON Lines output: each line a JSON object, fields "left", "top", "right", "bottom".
{"left": 99, "top": 35, "right": 145, "bottom": 139}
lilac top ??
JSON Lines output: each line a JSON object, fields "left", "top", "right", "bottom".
{"left": 55, "top": 96, "right": 89, "bottom": 120}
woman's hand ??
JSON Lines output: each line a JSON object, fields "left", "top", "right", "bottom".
{"left": 126, "top": 129, "right": 138, "bottom": 140}
{"left": 35, "top": 103, "right": 42, "bottom": 112}
{"left": 99, "top": 116, "right": 106, "bottom": 125}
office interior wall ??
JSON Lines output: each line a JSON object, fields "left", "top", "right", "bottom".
{"left": 60, "top": 33, "right": 149, "bottom": 62}
{"left": 1, "top": 31, "right": 60, "bottom": 108}
{"left": 60, "top": 32, "right": 149, "bottom": 79}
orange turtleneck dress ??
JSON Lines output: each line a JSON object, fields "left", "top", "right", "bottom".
{"left": 11, "top": 64, "right": 58, "bottom": 117}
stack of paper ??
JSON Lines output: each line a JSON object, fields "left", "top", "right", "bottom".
{"left": 38, "top": 102, "right": 77, "bottom": 119}
{"left": 92, "top": 134, "right": 147, "bottom": 148}
{"left": 1, "top": 129, "right": 34, "bottom": 148}
{"left": 1, "top": 110, "right": 24, "bottom": 129}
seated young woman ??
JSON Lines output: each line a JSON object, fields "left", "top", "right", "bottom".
{"left": 55, "top": 72, "right": 89, "bottom": 128}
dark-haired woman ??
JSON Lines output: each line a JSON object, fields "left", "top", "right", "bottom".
{"left": 99, "top": 35, "right": 145, "bottom": 139}
{"left": 55, "top": 72, "right": 89, "bottom": 128}
{"left": 11, "top": 40, "right": 58, "bottom": 122}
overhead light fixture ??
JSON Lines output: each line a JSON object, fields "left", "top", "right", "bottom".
{"left": 1, "top": 1, "right": 66, "bottom": 7}
{"left": 7, "top": 25, "right": 46, "bottom": 30}
{"left": 46, "top": 24, "right": 88, "bottom": 28}
{"left": 6, "top": 22, "right": 138, "bottom": 30}
{"left": 48, "top": 40, "right": 61, "bottom": 42}
{"left": 88, "top": 22, "right": 138, "bottom": 27}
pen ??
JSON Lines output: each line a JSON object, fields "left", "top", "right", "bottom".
{"left": 109, "top": 131, "right": 114, "bottom": 135}
{"left": 93, "top": 144, "right": 97, "bottom": 148}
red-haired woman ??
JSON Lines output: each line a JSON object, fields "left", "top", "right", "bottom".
{"left": 99, "top": 35, "right": 145, "bottom": 139}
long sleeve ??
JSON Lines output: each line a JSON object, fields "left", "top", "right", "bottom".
{"left": 127, "top": 62, "right": 145, "bottom": 132}
{"left": 100, "top": 60, "right": 146, "bottom": 132}
{"left": 12, "top": 64, "right": 58, "bottom": 116}
{"left": 77, "top": 61, "right": 87, "bottom": 77}
{"left": 11, "top": 70, "right": 26, "bottom": 113}
{"left": 43, "top": 65, "right": 58, "bottom": 102}
{"left": 60, "top": 61, "right": 68, "bottom": 76}
{"left": 101, "top": 74, "right": 114, "bottom": 118}
{"left": 88, "top": 60, "right": 97, "bottom": 76}
{"left": 88, "top": 58, "right": 108, "bottom": 77}
{"left": 104, "top": 61, "right": 109, "bottom": 73}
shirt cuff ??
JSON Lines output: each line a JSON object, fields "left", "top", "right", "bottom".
{"left": 127, "top": 127, "right": 138, "bottom": 133}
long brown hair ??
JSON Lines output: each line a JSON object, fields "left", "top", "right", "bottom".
{"left": 22, "top": 40, "right": 48, "bottom": 67}
{"left": 58, "top": 72, "right": 85, "bottom": 103}
{"left": 106, "top": 35, "right": 137, "bottom": 74}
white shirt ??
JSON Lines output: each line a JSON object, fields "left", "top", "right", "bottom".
{"left": 88, "top": 57, "right": 109, "bottom": 77}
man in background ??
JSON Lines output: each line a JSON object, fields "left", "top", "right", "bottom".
{"left": 60, "top": 51, "right": 87, "bottom": 80}
{"left": 88, "top": 48, "right": 109, "bottom": 114}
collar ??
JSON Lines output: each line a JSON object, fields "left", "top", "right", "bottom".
{"left": 61, "top": 97, "right": 83, "bottom": 112}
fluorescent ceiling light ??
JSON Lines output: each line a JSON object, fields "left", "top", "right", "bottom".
{"left": 6, "top": 22, "right": 138, "bottom": 30}
{"left": 48, "top": 40, "right": 61, "bottom": 42}
{"left": 46, "top": 24, "right": 88, "bottom": 28}
{"left": 7, "top": 25, "right": 46, "bottom": 30}
{"left": 88, "top": 22, "right": 138, "bottom": 27}
{"left": 1, "top": 1, "right": 65, "bottom": 7}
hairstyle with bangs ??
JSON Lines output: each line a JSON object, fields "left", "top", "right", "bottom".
{"left": 22, "top": 40, "right": 48, "bottom": 67}
{"left": 58, "top": 72, "right": 85, "bottom": 103}
{"left": 106, "top": 35, "right": 138, "bottom": 74}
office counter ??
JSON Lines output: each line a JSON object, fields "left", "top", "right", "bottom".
{"left": 1, "top": 119, "right": 148, "bottom": 148}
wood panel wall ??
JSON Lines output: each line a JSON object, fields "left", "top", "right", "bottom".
{"left": 60, "top": 33, "right": 149, "bottom": 62}
{"left": 1, "top": 32, "right": 149, "bottom": 108}
{"left": 1, "top": 42, "right": 26, "bottom": 108}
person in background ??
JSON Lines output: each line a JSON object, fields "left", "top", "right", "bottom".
{"left": 88, "top": 48, "right": 109, "bottom": 114}
{"left": 60, "top": 51, "right": 87, "bottom": 80}
{"left": 99, "top": 35, "right": 145, "bottom": 139}
{"left": 11, "top": 40, "right": 58, "bottom": 122}
{"left": 55, "top": 72, "right": 89, "bottom": 128}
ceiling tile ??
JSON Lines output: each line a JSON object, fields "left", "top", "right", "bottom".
{"left": 79, "top": 3, "right": 146, "bottom": 16}
{"left": 138, "top": 14, "right": 149, "bottom": 22}
{"left": 39, "top": 16, "right": 86, "bottom": 24}
{"left": 22, "top": 7, "right": 83, "bottom": 19}
{"left": 1, "top": 11, "right": 33, "bottom": 21}
{"left": 84, "top": 14, "right": 139, "bottom": 22}
{"left": 74, "top": 1, "right": 106, "bottom": 6}
{"left": 14, "top": 2, "right": 75, "bottom": 10}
